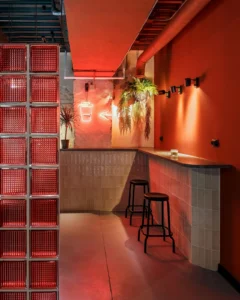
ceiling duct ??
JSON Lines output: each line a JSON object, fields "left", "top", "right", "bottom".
{"left": 136, "top": 0, "right": 212, "bottom": 76}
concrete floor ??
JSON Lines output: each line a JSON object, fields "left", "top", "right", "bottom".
{"left": 59, "top": 213, "right": 239, "bottom": 300}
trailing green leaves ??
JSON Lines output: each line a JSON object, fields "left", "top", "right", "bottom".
{"left": 118, "top": 77, "right": 157, "bottom": 139}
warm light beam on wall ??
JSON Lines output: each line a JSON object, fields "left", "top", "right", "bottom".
{"left": 184, "top": 88, "right": 200, "bottom": 139}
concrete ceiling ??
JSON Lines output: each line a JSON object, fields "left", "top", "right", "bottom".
{"left": 64, "top": 0, "right": 157, "bottom": 77}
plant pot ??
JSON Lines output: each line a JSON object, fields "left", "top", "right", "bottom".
{"left": 61, "top": 140, "right": 69, "bottom": 149}
{"left": 134, "top": 91, "right": 149, "bottom": 102}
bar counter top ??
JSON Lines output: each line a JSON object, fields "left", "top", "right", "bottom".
{"left": 138, "top": 148, "right": 231, "bottom": 168}
{"left": 60, "top": 148, "right": 138, "bottom": 151}
{"left": 61, "top": 147, "right": 231, "bottom": 168}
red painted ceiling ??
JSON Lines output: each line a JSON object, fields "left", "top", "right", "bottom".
{"left": 64, "top": 0, "right": 157, "bottom": 77}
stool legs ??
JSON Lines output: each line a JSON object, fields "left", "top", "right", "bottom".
{"left": 125, "top": 182, "right": 132, "bottom": 218}
{"left": 167, "top": 199, "right": 175, "bottom": 253}
{"left": 144, "top": 200, "right": 151, "bottom": 253}
{"left": 144, "top": 184, "right": 154, "bottom": 224}
{"left": 126, "top": 181, "right": 149, "bottom": 225}
{"left": 130, "top": 184, "right": 135, "bottom": 225}
{"left": 138, "top": 197, "right": 175, "bottom": 254}
{"left": 138, "top": 197, "right": 146, "bottom": 241}
{"left": 162, "top": 201, "right": 166, "bottom": 241}
{"left": 144, "top": 184, "right": 148, "bottom": 218}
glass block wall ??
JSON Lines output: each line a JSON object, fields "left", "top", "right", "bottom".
{"left": 0, "top": 44, "right": 59, "bottom": 300}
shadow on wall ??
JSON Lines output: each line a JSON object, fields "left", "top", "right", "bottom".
{"left": 220, "top": 166, "right": 240, "bottom": 276}
{"left": 113, "top": 152, "right": 149, "bottom": 212}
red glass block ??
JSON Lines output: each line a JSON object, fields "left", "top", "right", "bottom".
{"left": 31, "top": 293, "right": 57, "bottom": 300}
{"left": 0, "top": 107, "right": 26, "bottom": 134}
{"left": 31, "top": 199, "right": 58, "bottom": 227}
{"left": 31, "top": 76, "right": 58, "bottom": 103}
{"left": 0, "top": 138, "right": 26, "bottom": 165}
{"left": 0, "top": 76, "right": 27, "bottom": 102}
{"left": 30, "top": 261, "right": 57, "bottom": 289}
{"left": 31, "top": 169, "right": 58, "bottom": 196}
{"left": 31, "top": 139, "right": 58, "bottom": 165}
{"left": 0, "top": 293, "right": 26, "bottom": 300}
{"left": 0, "top": 45, "right": 27, "bottom": 72}
{"left": 0, "top": 200, "right": 26, "bottom": 228}
{"left": 0, "top": 261, "right": 26, "bottom": 289}
{"left": 0, "top": 231, "right": 26, "bottom": 258}
{"left": 0, "top": 169, "right": 27, "bottom": 196}
{"left": 31, "top": 231, "right": 57, "bottom": 258}
{"left": 31, "top": 107, "right": 57, "bottom": 134}
{"left": 30, "top": 46, "right": 59, "bottom": 73}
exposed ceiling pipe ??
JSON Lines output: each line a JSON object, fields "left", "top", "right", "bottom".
{"left": 52, "top": 0, "right": 65, "bottom": 16}
{"left": 64, "top": 75, "right": 126, "bottom": 80}
{"left": 63, "top": 51, "right": 126, "bottom": 80}
{"left": 136, "top": 0, "right": 212, "bottom": 76}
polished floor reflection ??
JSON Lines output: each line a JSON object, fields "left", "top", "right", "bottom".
{"left": 59, "top": 213, "right": 238, "bottom": 300}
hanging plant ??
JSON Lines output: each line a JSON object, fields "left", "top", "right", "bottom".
{"left": 118, "top": 77, "right": 158, "bottom": 139}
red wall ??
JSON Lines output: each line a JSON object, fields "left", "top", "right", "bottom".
{"left": 154, "top": 0, "right": 240, "bottom": 281}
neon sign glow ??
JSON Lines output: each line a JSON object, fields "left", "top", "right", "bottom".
{"left": 79, "top": 101, "right": 93, "bottom": 123}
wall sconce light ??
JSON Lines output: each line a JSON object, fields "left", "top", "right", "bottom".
{"left": 211, "top": 139, "right": 220, "bottom": 147}
{"left": 158, "top": 90, "right": 171, "bottom": 98}
{"left": 185, "top": 77, "right": 200, "bottom": 88}
{"left": 170, "top": 85, "right": 183, "bottom": 94}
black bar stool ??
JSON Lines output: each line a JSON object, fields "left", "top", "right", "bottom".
{"left": 138, "top": 192, "right": 175, "bottom": 254}
{"left": 125, "top": 179, "right": 150, "bottom": 225}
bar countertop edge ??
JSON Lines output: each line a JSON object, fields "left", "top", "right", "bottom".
{"left": 60, "top": 147, "right": 232, "bottom": 168}
{"left": 60, "top": 148, "right": 138, "bottom": 151}
{"left": 138, "top": 148, "right": 232, "bottom": 169}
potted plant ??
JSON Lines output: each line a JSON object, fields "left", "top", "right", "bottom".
{"left": 118, "top": 77, "right": 158, "bottom": 139}
{"left": 60, "top": 105, "right": 74, "bottom": 149}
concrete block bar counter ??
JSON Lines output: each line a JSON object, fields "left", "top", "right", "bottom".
{"left": 60, "top": 148, "right": 230, "bottom": 271}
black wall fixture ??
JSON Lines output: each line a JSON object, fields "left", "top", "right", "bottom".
{"left": 158, "top": 90, "right": 171, "bottom": 98}
{"left": 185, "top": 77, "right": 200, "bottom": 88}
{"left": 211, "top": 139, "right": 220, "bottom": 147}
{"left": 85, "top": 82, "right": 89, "bottom": 92}
{"left": 171, "top": 85, "right": 183, "bottom": 94}
{"left": 159, "top": 136, "right": 164, "bottom": 142}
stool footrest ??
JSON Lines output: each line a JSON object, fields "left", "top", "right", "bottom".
{"left": 127, "top": 205, "right": 151, "bottom": 214}
{"left": 141, "top": 234, "right": 172, "bottom": 238}
{"left": 129, "top": 210, "right": 145, "bottom": 214}
{"left": 139, "top": 225, "right": 173, "bottom": 237}
{"left": 128, "top": 206, "right": 150, "bottom": 212}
